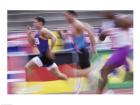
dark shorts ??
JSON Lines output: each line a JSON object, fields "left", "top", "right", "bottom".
{"left": 39, "top": 52, "right": 54, "bottom": 67}
{"left": 77, "top": 48, "right": 90, "bottom": 69}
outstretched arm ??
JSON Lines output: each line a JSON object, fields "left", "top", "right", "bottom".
{"left": 81, "top": 24, "right": 97, "bottom": 54}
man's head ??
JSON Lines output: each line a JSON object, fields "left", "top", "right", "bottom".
{"left": 64, "top": 10, "right": 78, "bottom": 22}
{"left": 103, "top": 11, "right": 115, "bottom": 19}
{"left": 115, "top": 14, "right": 133, "bottom": 29}
{"left": 33, "top": 16, "right": 46, "bottom": 29}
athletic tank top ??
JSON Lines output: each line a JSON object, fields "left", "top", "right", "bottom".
{"left": 73, "top": 34, "right": 86, "bottom": 49}
{"left": 34, "top": 31, "right": 49, "bottom": 54}
{"left": 108, "top": 28, "right": 131, "bottom": 48}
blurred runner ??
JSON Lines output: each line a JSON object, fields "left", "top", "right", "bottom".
{"left": 25, "top": 16, "right": 68, "bottom": 80}
{"left": 97, "top": 13, "right": 133, "bottom": 94}
{"left": 64, "top": 10, "right": 97, "bottom": 77}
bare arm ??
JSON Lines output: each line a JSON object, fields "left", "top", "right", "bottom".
{"left": 99, "top": 28, "right": 112, "bottom": 41}
{"left": 99, "top": 31, "right": 108, "bottom": 41}
{"left": 58, "top": 30, "right": 66, "bottom": 40}
{"left": 25, "top": 26, "right": 35, "bottom": 46}
{"left": 80, "top": 23, "right": 97, "bottom": 53}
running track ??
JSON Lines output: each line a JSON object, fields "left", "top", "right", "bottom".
{"left": 79, "top": 88, "right": 133, "bottom": 94}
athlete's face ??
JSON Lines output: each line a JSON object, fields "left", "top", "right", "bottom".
{"left": 33, "top": 19, "right": 42, "bottom": 29}
{"left": 64, "top": 12, "right": 75, "bottom": 22}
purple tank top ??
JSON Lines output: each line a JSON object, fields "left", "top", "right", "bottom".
{"left": 34, "top": 31, "right": 49, "bottom": 54}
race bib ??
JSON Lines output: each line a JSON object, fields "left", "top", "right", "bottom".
{"left": 34, "top": 38, "right": 40, "bottom": 45}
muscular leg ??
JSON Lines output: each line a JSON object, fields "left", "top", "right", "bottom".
{"left": 97, "top": 58, "right": 132, "bottom": 93}
{"left": 74, "top": 48, "right": 91, "bottom": 77}
{"left": 50, "top": 67, "right": 68, "bottom": 80}
{"left": 25, "top": 57, "right": 67, "bottom": 80}
{"left": 25, "top": 59, "right": 39, "bottom": 81}
{"left": 96, "top": 48, "right": 125, "bottom": 94}
{"left": 96, "top": 65, "right": 115, "bottom": 94}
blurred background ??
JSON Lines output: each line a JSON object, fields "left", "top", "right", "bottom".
{"left": 7, "top": 10, "right": 133, "bottom": 94}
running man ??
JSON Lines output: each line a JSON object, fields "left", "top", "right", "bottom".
{"left": 97, "top": 14, "right": 133, "bottom": 94}
{"left": 64, "top": 11, "right": 97, "bottom": 77}
{"left": 25, "top": 16, "right": 68, "bottom": 80}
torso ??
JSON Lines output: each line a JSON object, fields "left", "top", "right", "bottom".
{"left": 101, "top": 20, "right": 115, "bottom": 31}
{"left": 34, "top": 30, "right": 49, "bottom": 54}
{"left": 71, "top": 20, "right": 85, "bottom": 35}
{"left": 108, "top": 28, "right": 131, "bottom": 48}
{"left": 101, "top": 20, "right": 131, "bottom": 48}
{"left": 70, "top": 20, "right": 87, "bottom": 49}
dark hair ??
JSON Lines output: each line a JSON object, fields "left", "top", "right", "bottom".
{"left": 66, "top": 10, "right": 78, "bottom": 17}
{"left": 104, "top": 11, "right": 115, "bottom": 19}
{"left": 35, "top": 16, "right": 46, "bottom": 25}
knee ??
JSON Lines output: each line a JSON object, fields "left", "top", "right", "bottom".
{"left": 25, "top": 64, "right": 30, "bottom": 71}
{"left": 100, "top": 66, "right": 110, "bottom": 80}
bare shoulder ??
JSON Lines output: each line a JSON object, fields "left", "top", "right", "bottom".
{"left": 74, "top": 20, "right": 85, "bottom": 28}
{"left": 39, "top": 28, "right": 51, "bottom": 38}
{"left": 76, "top": 20, "right": 84, "bottom": 25}
{"left": 40, "top": 27, "right": 49, "bottom": 33}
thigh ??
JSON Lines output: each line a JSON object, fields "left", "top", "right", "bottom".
{"left": 105, "top": 50, "right": 126, "bottom": 68}
{"left": 25, "top": 57, "right": 39, "bottom": 69}
{"left": 39, "top": 54, "right": 54, "bottom": 67}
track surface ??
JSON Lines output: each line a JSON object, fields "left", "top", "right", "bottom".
{"left": 78, "top": 88, "right": 133, "bottom": 94}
